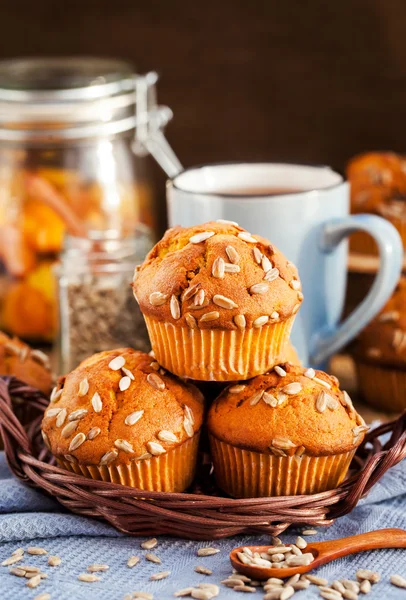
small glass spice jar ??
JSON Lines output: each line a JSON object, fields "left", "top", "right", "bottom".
{"left": 57, "top": 230, "right": 151, "bottom": 373}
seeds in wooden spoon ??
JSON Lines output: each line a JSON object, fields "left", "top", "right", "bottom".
{"left": 295, "top": 536, "right": 307, "bottom": 549}
{"left": 197, "top": 547, "right": 219, "bottom": 557}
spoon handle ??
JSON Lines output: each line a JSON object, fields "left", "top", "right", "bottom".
{"left": 315, "top": 528, "right": 406, "bottom": 562}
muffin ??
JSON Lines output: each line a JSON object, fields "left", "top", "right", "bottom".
{"left": 351, "top": 277, "right": 406, "bottom": 412}
{"left": 0, "top": 331, "right": 53, "bottom": 395}
{"left": 347, "top": 151, "right": 406, "bottom": 254}
{"left": 132, "top": 221, "right": 303, "bottom": 381}
{"left": 207, "top": 364, "right": 367, "bottom": 498}
{"left": 41, "top": 348, "right": 204, "bottom": 492}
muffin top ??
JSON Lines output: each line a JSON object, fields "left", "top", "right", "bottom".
{"left": 41, "top": 349, "right": 204, "bottom": 466}
{"left": 351, "top": 277, "right": 406, "bottom": 369}
{"left": 207, "top": 364, "right": 367, "bottom": 457}
{"left": 347, "top": 151, "right": 406, "bottom": 218}
{"left": 0, "top": 331, "right": 53, "bottom": 395}
{"left": 133, "top": 221, "right": 302, "bottom": 330}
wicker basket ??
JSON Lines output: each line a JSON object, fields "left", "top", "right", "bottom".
{"left": 0, "top": 376, "right": 405, "bottom": 541}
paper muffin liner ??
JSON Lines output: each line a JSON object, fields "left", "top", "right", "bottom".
{"left": 58, "top": 433, "right": 200, "bottom": 493}
{"left": 209, "top": 435, "right": 356, "bottom": 498}
{"left": 144, "top": 316, "right": 295, "bottom": 381}
{"left": 356, "top": 361, "right": 406, "bottom": 412}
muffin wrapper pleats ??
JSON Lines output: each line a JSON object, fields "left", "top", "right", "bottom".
{"left": 209, "top": 435, "right": 356, "bottom": 498}
{"left": 144, "top": 316, "right": 295, "bottom": 381}
{"left": 356, "top": 361, "right": 406, "bottom": 412}
{"left": 58, "top": 433, "right": 200, "bottom": 493}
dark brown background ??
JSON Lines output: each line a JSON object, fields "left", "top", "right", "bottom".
{"left": 1, "top": 0, "right": 405, "bottom": 196}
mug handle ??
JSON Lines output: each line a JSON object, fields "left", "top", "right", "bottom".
{"left": 310, "top": 214, "right": 403, "bottom": 365}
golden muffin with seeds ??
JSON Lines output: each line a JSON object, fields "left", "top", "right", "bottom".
{"left": 41, "top": 348, "right": 204, "bottom": 492}
{"left": 351, "top": 276, "right": 406, "bottom": 412}
{"left": 133, "top": 220, "right": 303, "bottom": 381}
{"left": 207, "top": 364, "right": 367, "bottom": 498}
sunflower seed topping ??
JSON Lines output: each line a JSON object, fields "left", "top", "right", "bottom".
{"left": 147, "top": 441, "right": 166, "bottom": 456}
{"left": 316, "top": 391, "right": 327, "bottom": 412}
{"left": 272, "top": 437, "right": 296, "bottom": 450}
{"left": 170, "top": 295, "right": 181, "bottom": 319}
{"left": 30, "top": 349, "right": 50, "bottom": 368}
{"left": 326, "top": 395, "right": 339, "bottom": 410}
{"left": 61, "top": 421, "right": 78, "bottom": 438}
{"left": 134, "top": 453, "right": 152, "bottom": 461}
{"left": 78, "top": 573, "right": 100, "bottom": 582}
{"left": 226, "top": 245, "right": 240, "bottom": 263}
{"left": 253, "top": 247, "right": 263, "bottom": 264}
{"left": 158, "top": 430, "right": 178, "bottom": 443}
{"left": 290, "top": 279, "right": 301, "bottom": 291}
{"left": 304, "top": 368, "right": 315, "bottom": 379}
{"left": 353, "top": 425, "right": 369, "bottom": 437}
{"left": 182, "top": 282, "right": 201, "bottom": 302}
{"left": 50, "top": 387, "right": 63, "bottom": 402}
{"left": 78, "top": 378, "right": 89, "bottom": 396}
{"left": 249, "top": 390, "right": 264, "bottom": 405}
{"left": 147, "top": 373, "right": 165, "bottom": 391}
{"left": 379, "top": 310, "right": 400, "bottom": 322}
{"left": 87, "top": 564, "right": 109, "bottom": 572}
{"left": 185, "top": 313, "right": 198, "bottom": 329}
{"left": 127, "top": 556, "right": 140, "bottom": 567}
{"left": 69, "top": 433, "right": 86, "bottom": 452}
{"left": 224, "top": 262, "right": 240, "bottom": 273}
{"left": 56, "top": 408, "right": 67, "bottom": 427}
{"left": 114, "top": 439, "right": 134, "bottom": 453}
{"left": 343, "top": 390, "right": 354, "bottom": 410}
{"left": 146, "top": 553, "right": 161, "bottom": 564}
{"left": 91, "top": 392, "right": 103, "bottom": 412}
{"left": 119, "top": 376, "right": 131, "bottom": 391}
{"left": 390, "top": 574, "right": 406, "bottom": 588}
{"left": 64, "top": 454, "right": 76, "bottom": 463}
{"left": 99, "top": 450, "right": 118, "bottom": 466}
{"left": 125, "top": 413, "right": 143, "bottom": 428}
{"left": 46, "top": 408, "right": 62, "bottom": 418}
{"left": 194, "top": 566, "right": 213, "bottom": 575}
{"left": 393, "top": 329, "right": 406, "bottom": 352}
{"left": 313, "top": 376, "right": 331, "bottom": 389}
{"left": 274, "top": 366, "right": 286, "bottom": 377}
{"left": 253, "top": 315, "right": 269, "bottom": 327}
{"left": 183, "top": 417, "right": 194, "bottom": 437}
{"left": 212, "top": 257, "right": 225, "bottom": 278}
{"left": 184, "top": 405, "right": 195, "bottom": 424}
{"left": 149, "top": 292, "right": 168, "bottom": 306}
{"left": 213, "top": 294, "right": 238, "bottom": 309}
{"left": 190, "top": 231, "right": 215, "bottom": 244}
{"left": 68, "top": 409, "right": 88, "bottom": 422}
{"left": 87, "top": 426, "right": 101, "bottom": 443}
{"left": 150, "top": 571, "right": 171, "bottom": 580}
{"left": 282, "top": 382, "right": 302, "bottom": 395}
{"left": 109, "top": 355, "right": 125, "bottom": 370}
{"left": 270, "top": 311, "right": 280, "bottom": 320}
{"left": 238, "top": 232, "right": 257, "bottom": 243}
{"left": 200, "top": 311, "right": 220, "bottom": 323}
{"left": 229, "top": 384, "right": 246, "bottom": 393}
{"left": 263, "top": 392, "right": 278, "bottom": 407}
{"left": 262, "top": 255, "right": 273, "bottom": 272}
{"left": 264, "top": 267, "right": 280, "bottom": 282}
{"left": 234, "top": 314, "right": 246, "bottom": 329}
{"left": 250, "top": 282, "right": 269, "bottom": 294}
{"left": 141, "top": 538, "right": 158, "bottom": 550}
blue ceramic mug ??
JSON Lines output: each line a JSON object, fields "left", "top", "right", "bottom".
{"left": 167, "top": 162, "right": 403, "bottom": 367}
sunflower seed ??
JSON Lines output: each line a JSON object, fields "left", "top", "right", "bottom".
{"left": 119, "top": 376, "right": 131, "bottom": 391}
{"left": 27, "top": 547, "right": 47, "bottom": 556}
{"left": 184, "top": 405, "right": 195, "bottom": 425}
{"left": 20, "top": 565, "right": 40, "bottom": 573}
{"left": 197, "top": 548, "right": 220, "bottom": 557}
{"left": 190, "top": 231, "right": 215, "bottom": 244}
{"left": 280, "top": 588, "right": 295, "bottom": 600}
{"left": 56, "top": 408, "right": 67, "bottom": 427}
{"left": 286, "top": 553, "right": 314, "bottom": 566}
{"left": 290, "top": 279, "right": 301, "bottom": 291}
{"left": 212, "top": 257, "right": 225, "bottom": 278}
{"left": 91, "top": 392, "right": 103, "bottom": 412}
{"left": 168, "top": 294, "right": 181, "bottom": 319}
{"left": 277, "top": 391, "right": 287, "bottom": 405}
{"left": 270, "top": 553, "right": 285, "bottom": 562}
{"left": 226, "top": 245, "right": 240, "bottom": 264}
{"left": 264, "top": 267, "right": 280, "bottom": 282}
{"left": 359, "top": 579, "right": 371, "bottom": 593}
{"left": 261, "top": 256, "right": 273, "bottom": 272}
{"left": 141, "top": 538, "right": 158, "bottom": 550}
{"left": 301, "top": 529, "right": 318, "bottom": 535}
{"left": 264, "top": 592, "right": 283, "bottom": 600}
{"left": 213, "top": 294, "right": 238, "bottom": 309}
{"left": 234, "top": 314, "right": 246, "bottom": 329}
{"left": 78, "top": 378, "right": 89, "bottom": 396}
{"left": 229, "top": 384, "right": 246, "bottom": 393}
{"left": 46, "top": 408, "right": 61, "bottom": 418}
{"left": 272, "top": 437, "right": 296, "bottom": 450}
{"left": 145, "top": 553, "right": 161, "bottom": 564}
{"left": 31, "top": 349, "right": 50, "bottom": 368}
{"left": 250, "top": 282, "right": 269, "bottom": 294}
{"left": 99, "top": 450, "right": 118, "bottom": 466}
{"left": 295, "top": 536, "right": 307, "bottom": 549}
{"left": 183, "top": 282, "right": 201, "bottom": 301}
{"left": 64, "top": 454, "right": 76, "bottom": 463}
{"left": 69, "top": 433, "right": 86, "bottom": 452}
{"left": 238, "top": 232, "right": 257, "bottom": 243}
{"left": 68, "top": 409, "right": 88, "bottom": 422}
{"left": 305, "top": 574, "right": 328, "bottom": 585}
{"left": 134, "top": 453, "right": 152, "bottom": 461}
{"left": 353, "top": 425, "right": 369, "bottom": 436}
{"left": 78, "top": 573, "right": 100, "bottom": 582}
{"left": 326, "top": 395, "right": 339, "bottom": 410}
{"left": 34, "top": 593, "right": 51, "bottom": 600}
{"left": 268, "top": 546, "right": 291, "bottom": 554}
{"left": 183, "top": 313, "right": 197, "bottom": 329}
{"left": 61, "top": 421, "right": 78, "bottom": 438}
{"left": 26, "top": 574, "right": 42, "bottom": 588}
{"left": 270, "top": 447, "right": 287, "bottom": 457}
{"left": 147, "top": 373, "right": 165, "bottom": 391}
{"left": 125, "top": 410, "right": 144, "bottom": 426}
{"left": 149, "top": 292, "right": 168, "bottom": 306}
{"left": 330, "top": 580, "right": 346, "bottom": 594}
{"left": 48, "top": 555, "right": 61, "bottom": 567}
{"left": 109, "top": 355, "right": 126, "bottom": 370}
{"left": 127, "top": 555, "right": 140, "bottom": 567}
{"left": 356, "top": 569, "right": 380, "bottom": 583}
{"left": 224, "top": 262, "right": 240, "bottom": 273}
{"left": 41, "top": 431, "right": 51, "bottom": 451}
{"left": 316, "top": 391, "right": 328, "bottom": 412}
{"left": 282, "top": 382, "right": 302, "bottom": 395}
{"left": 341, "top": 580, "right": 360, "bottom": 593}
{"left": 252, "top": 247, "right": 262, "bottom": 264}
{"left": 191, "top": 591, "right": 213, "bottom": 600}
{"left": 253, "top": 315, "right": 269, "bottom": 327}
{"left": 87, "top": 564, "right": 109, "bottom": 572}
{"left": 319, "top": 590, "right": 341, "bottom": 600}
{"left": 2, "top": 555, "right": 23, "bottom": 566}
{"left": 286, "top": 574, "right": 300, "bottom": 586}
{"left": 200, "top": 311, "right": 220, "bottom": 323}
{"left": 379, "top": 310, "right": 399, "bottom": 322}
{"left": 342, "top": 591, "right": 358, "bottom": 600}
{"left": 50, "top": 387, "right": 63, "bottom": 403}
{"left": 147, "top": 441, "right": 166, "bottom": 456}
{"left": 9, "top": 567, "right": 26, "bottom": 577}
{"left": 184, "top": 417, "right": 194, "bottom": 437}
{"left": 12, "top": 548, "right": 24, "bottom": 557}
{"left": 313, "top": 376, "right": 331, "bottom": 389}
{"left": 263, "top": 392, "right": 278, "bottom": 406}
{"left": 114, "top": 439, "right": 134, "bottom": 453}
{"left": 150, "top": 571, "right": 170, "bottom": 580}
{"left": 195, "top": 566, "right": 212, "bottom": 575}
{"left": 304, "top": 368, "right": 315, "bottom": 379}
{"left": 174, "top": 588, "right": 195, "bottom": 597}
{"left": 158, "top": 430, "right": 178, "bottom": 443}
{"left": 274, "top": 366, "right": 286, "bottom": 377}
{"left": 342, "top": 390, "right": 354, "bottom": 410}
{"left": 270, "top": 311, "right": 280, "bottom": 320}
{"left": 191, "top": 289, "right": 205, "bottom": 307}
{"left": 249, "top": 390, "right": 264, "bottom": 405}
{"left": 393, "top": 329, "right": 406, "bottom": 352}
{"left": 293, "top": 580, "right": 310, "bottom": 590}
{"left": 390, "top": 574, "right": 406, "bottom": 588}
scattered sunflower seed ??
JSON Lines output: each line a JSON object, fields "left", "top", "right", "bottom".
{"left": 47, "top": 555, "right": 61, "bottom": 567}
{"left": 145, "top": 553, "right": 161, "bottom": 564}
{"left": 295, "top": 536, "right": 307, "bottom": 549}
{"left": 331, "top": 580, "right": 346, "bottom": 594}
{"left": 78, "top": 573, "right": 100, "bottom": 582}
{"left": 87, "top": 564, "right": 109, "bottom": 572}
{"left": 195, "top": 566, "right": 212, "bottom": 575}
{"left": 319, "top": 590, "right": 341, "bottom": 600}
{"left": 197, "top": 548, "right": 220, "bottom": 557}
{"left": 2, "top": 555, "right": 23, "bottom": 566}
{"left": 191, "top": 590, "right": 215, "bottom": 600}
{"left": 20, "top": 565, "right": 40, "bottom": 573}
{"left": 26, "top": 574, "right": 42, "bottom": 588}
{"left": 280, "top": 587, "right": 295, "bottom": 600}
{"left": 127, "top": 556, "right": 140, "bottom": 568}
{"left": 34, "top": 595, "right": 51, "bottom": 600}
{"left": 189, "top": 231, "right": 215, "bottom": 244}
{"left": 233, "top": 585, "right": 256, "bottom": 593}
{"left": 174, "top": 588, "right": 195, "bottom": 597}
{"left": 109, "top": 355, "right": 126, "bottom": 370}
{"left": 390, "top": 574, "right": 406, "bottom": 588}
{"left": 12, "top": 548, "right": 24, "bottom": 557}
{"left": 27, "top": 547, "right": 47, "bottom": 556}
{"left": 150, "top": 571, "right": 170, "bottom": 581}
{"left": 9, "top": 567, "right": 26, "bottom": 577}
{"left": 359, "top": 579, "right": 371, "bottom": 593}
{"left": 356, "top": 569, "right": 380, "bottom": 583}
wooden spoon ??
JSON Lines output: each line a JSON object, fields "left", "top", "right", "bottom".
{"left": 230, "top": 528, "right": 406, "bottom": 580}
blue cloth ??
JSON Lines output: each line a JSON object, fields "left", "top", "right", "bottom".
{"left": 0, "top": 451, "right": 405, "bottom": 600}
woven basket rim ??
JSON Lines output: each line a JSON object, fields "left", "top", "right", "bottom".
{"left": 1, "top": 375, "right": 405, "bottom": 540}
